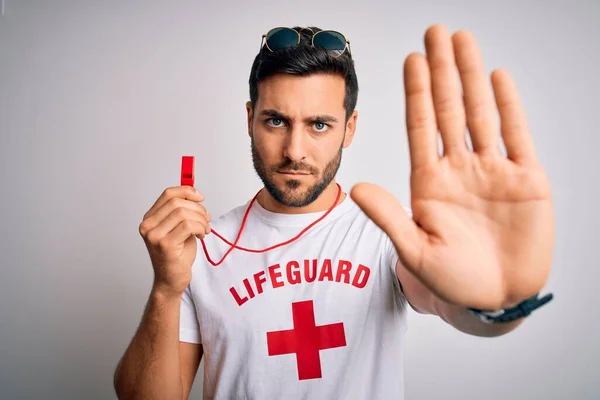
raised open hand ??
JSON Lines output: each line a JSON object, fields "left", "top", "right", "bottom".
{"left": 351, "top": 24, "right": 554, "bottom": 310}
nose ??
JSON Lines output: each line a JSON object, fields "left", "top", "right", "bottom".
{"left": 282, "top": 126, "right": 307, "bottom": 162}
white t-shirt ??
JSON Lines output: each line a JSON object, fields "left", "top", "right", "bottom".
{"left": 180, "top": 191, "right": 409, "bottom": 399}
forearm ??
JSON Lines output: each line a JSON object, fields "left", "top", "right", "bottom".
{"left": 114, "top": 286, "right": 184, "bottom": 399}
{"left": 433, "top": 297, "right": 524, "bottom": 337}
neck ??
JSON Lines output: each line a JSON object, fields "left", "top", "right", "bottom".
{"left": 257, "top": 182, "right": 345, "bottom": 214}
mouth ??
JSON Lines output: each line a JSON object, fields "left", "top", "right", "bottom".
{"left": 277, "top": 170, "right": 311, "bottom": 176}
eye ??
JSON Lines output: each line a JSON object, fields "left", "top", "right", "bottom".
{"left": 267, "top": 118, "right": 284, "bottom": 127}
{"left": 314, "top": 122, "right": 329, "bottom": 132}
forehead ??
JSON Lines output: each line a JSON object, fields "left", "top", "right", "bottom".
{"left": 256, "top": 73, "right": 346, "bottom": 117}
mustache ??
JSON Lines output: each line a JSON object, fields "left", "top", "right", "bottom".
{"left": 272, "top": 160, "right": 318, "bottom": 174}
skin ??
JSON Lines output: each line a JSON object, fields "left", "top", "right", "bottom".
{"left": 112, "top": 23, "right": 554, "bottom": 400}
{"left": 246, "top": 72, "right": 358, "bottom": 214}
{"left": 351, "top": 24, "right": 554, "bottom": 316}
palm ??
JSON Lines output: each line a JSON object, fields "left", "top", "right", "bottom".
{"left": 351, "top": 25, "right": 554, "bottom": 310}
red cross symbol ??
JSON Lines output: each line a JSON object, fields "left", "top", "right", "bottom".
{"left": 266, "top": 300, "right": 347, "bottom": 380}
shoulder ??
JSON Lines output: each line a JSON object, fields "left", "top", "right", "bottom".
{"left": 207, "top": 200, "right": 250, "bottom": 234}
{"left": 190, "top": 200, "right": 250, "bottom": 271}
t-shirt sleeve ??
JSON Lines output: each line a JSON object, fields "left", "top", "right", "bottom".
{"left": 384, "top": 206, "right": 413, "bottom": 297}
{"left": 384, "top": 232, "right": 404, "bottom": 296}
{"left": 179, "top": 284, "right": 202, "bottom": 344}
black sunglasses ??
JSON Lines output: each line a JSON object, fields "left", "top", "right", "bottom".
{"left": 260, "top": 27, "right": 351, "bottom": 58}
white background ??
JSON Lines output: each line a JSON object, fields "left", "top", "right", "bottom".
{"left": 1, "top": 0, "right": 598, "bottom": 398}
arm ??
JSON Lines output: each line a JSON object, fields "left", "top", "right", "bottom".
{"left": 395, "top": 260, "right": 524, "bottom": 337}
{"left": 113, "top": 286, "right": 203, "bottom": 399}
{"left": 181, "top": 342, "right": 203, "bottom": 400}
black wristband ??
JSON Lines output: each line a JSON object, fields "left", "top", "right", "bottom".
{"left": 468, "top": 292, "right": 554, "bottom": 324}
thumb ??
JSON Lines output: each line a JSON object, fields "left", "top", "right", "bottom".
{"left": 350, "top": 182, "right": 424, "bottom": 269}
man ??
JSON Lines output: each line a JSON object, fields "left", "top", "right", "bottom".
{"left": 113, "top": 24, "right": 554, "bottom": 399}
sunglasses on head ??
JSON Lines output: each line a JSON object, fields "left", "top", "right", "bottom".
{"left": 260, "top": 27, "right": 351, "bottom": 58}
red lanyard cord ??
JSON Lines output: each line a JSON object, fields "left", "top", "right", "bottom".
{"left": 199, "top": 183, "right": 342, "bottom": 266}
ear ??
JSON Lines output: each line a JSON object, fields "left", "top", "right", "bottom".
{"left": 246, "top": 101, "right": 254, "bottom": 137}
{"left": 342, "top": 109, "right": 358, "bottom": 148}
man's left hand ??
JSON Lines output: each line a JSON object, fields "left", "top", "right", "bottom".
{"left": 351, "top": 24, "right": 554, "bottom": 311}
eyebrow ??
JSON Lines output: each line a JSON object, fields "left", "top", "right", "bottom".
{"left": 259, "top": 109, "right": 339, "bottom": 124}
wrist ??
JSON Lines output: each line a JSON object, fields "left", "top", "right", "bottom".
{"left": 151, "top": 281, "right": 185, "bottom": 301}
{"left": 468, "top": 292, "right": 554, "bottom": 324}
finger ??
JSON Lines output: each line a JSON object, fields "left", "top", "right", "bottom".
{"left": 140, "top": 198, "right": 210, "bottom": 238}
{"left": 350, "top": 182, "right": 425, "bottom": 270}
{"left": 491, "top": 68, "right": 538, "bottom": 165}
{"left": 425, "top": 24, "right": 467, "bottom": 155}
{"left": 161, "top": 219, "right": 210, "bottom": 251}
{"left": 144, "top": 197, "right": 210, "bottom": 232}
{"left": 404, "top": 52, "right": 439, "bottom": 171}
{"left": 147, "top": 207, "right": 211, "bottom": 245}
{"left": 452, "top": 30, "right": 498, "bottom": 154}
{"left": 144, "top": 186, "right": 204, "bottom": 220}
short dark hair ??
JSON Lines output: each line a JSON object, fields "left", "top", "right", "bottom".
{"left": 248, "top": 26, "right": 359, "bottom": 122}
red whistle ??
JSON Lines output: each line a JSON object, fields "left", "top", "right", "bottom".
{"left": 181, "top": 156, "right": 195, "bottom": 186}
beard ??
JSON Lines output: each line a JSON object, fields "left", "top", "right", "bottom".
{"left": 251, "top": 135, "right": 343, "bottom": 208}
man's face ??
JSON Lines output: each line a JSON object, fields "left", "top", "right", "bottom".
{"left": 247, "top": 73, "right": 357, "bottom": 208}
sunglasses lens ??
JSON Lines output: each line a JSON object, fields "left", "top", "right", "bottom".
{"left": 266, "top": 28, "right": 299, "bottom": 51}
{"left": 313, "top": 31, "right": 346, "bottom": 55}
